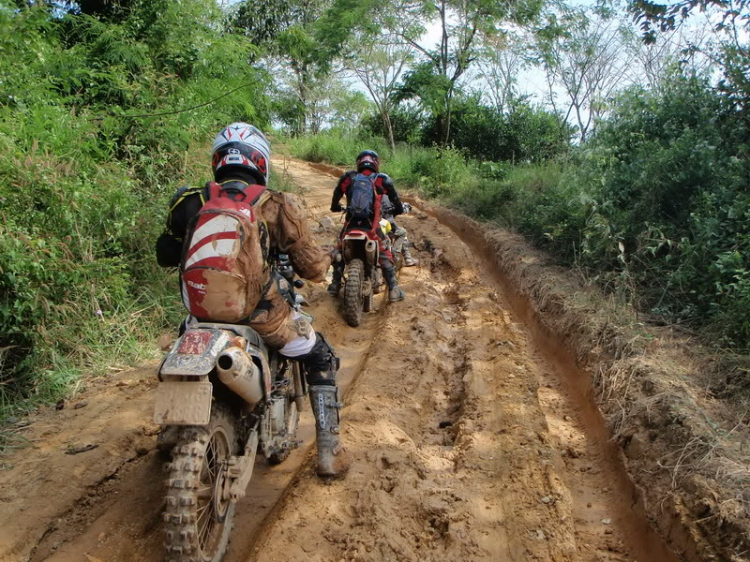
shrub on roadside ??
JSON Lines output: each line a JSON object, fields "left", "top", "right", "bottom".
{"left": 0, "top": 1, "right": 271, "bottom": 416}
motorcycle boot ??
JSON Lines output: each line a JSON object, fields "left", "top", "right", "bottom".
{"left": 300, "top": 333, "right": 350, "bottom": 478}
{"left": 402, "top": 238, "right": 419, "bottom": 267}
{"left": 383, "top": 265, "right": 405, "bottom": 302}
{"left": 327, "top": 262, "right": 344, "bottom": 295}
{"left": 309, "top": 384, "right": 350, "bottom": 477}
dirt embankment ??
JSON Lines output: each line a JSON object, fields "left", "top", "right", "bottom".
{"left": 0, "top": 156, "right": 745, "bottom": 562}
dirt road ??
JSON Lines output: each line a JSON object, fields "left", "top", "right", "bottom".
{"left": 0, "top": 158, "right": 684, "bottom": 562}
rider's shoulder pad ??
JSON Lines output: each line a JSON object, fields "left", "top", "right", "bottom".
{"left": 379, "top": 173, "right": 394, "bottom": 188}
{"left": 280, "top": 192, "right": 307, "bottom": 220}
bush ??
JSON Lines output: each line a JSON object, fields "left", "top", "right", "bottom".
{"left": 539, "top": 75, "right": 750, "bottom": 346}
{"left": 0, "top": 0, "right": 272, "bottom": 416}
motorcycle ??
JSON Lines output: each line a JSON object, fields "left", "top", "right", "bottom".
{"left": 333, "top": 203, "right": 414, "bottom": 327}
{"left": 154, "top": 254, "right": 308, "bottom": 562}
{"left": 333, "top": 211, "right": 386, "bottom": 328}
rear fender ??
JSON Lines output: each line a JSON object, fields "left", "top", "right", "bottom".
{"left": 160, "top": 329, "right": 231, "bottom": 377}
{"left": 155, "top": 326, "right": 272, "bottom": 425}
{"left": 343, "top": 233, "right": 379, "bottom": 268}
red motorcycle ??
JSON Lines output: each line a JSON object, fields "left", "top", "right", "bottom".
{"left": 334, "top": 219, "right": 384, "bottom": 327}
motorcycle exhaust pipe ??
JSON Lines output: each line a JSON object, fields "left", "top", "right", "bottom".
{"left": 216, "top": 347, "right": 263, "bottom": 407}
{"left": 365, "top": 239, "right": 378, "bottom": 264}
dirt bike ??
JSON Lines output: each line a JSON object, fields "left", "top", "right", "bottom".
{"left": 334, "top": 216, "right": 383, "bottom": 328}
{"left": 153, "top": 254, "right": 308, "bottom": 562}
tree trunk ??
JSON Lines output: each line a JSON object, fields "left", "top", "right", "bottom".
{"left": 382, "top": 110, "right": 396, "bottom": 152}
{"left": 442, "top": 107, "right": 452, "bottom": 147}
{"left": 440, "top": 90, "right": 453, "bottom": 147}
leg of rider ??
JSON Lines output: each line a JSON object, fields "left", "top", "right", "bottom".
{"left": 327, "top": 260, "right": 344, "bottom": 295}
{"left": 327, "top": 227, "right": 346, "bottom": 295}
{"left": 296, "top": 333, "right": 350, "bottom": 477}
{"left": 249, "top": 281, "right": 349, "bottom": 477}
{"left": 391, "top": 223, "right": 406, "bottom": 254}
{"left": 401, "top": 233, "right": 419, "bottom": 266}
{"left": 390, "top": 222, "right": 418, "bottom": 267}
{"left": 379, "top": 246, "right": 405, "bottom": 302}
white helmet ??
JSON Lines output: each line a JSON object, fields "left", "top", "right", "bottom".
{"left": 211, "top": 123, "right": 271, "bottom": 185}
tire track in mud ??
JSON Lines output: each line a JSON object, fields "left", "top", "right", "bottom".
{"left": 421, "top": 205, "right": 684, "bottom": 562}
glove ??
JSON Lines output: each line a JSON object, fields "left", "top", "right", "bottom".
{"left": 331, "top": 203, "right": 343, "bottom": 212}
{"left": 402, "top": 202, "right": 412, "bottom": 214}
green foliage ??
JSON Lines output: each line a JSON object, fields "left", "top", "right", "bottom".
{"left": 526, "top": 74, "right": 750, "bottom": 347}
{"left": 289, "top": 72, "right": 750, "bottom": 350}
{"left": 424, "top": 96, "right": 572, "bottom": 162}
{"left": 361, "top": 106, "right": 425, "bottom": 144}
{"left": 0, "top": 0, "right": 271, "bottom": 417}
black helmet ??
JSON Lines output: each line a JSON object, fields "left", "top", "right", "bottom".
{"left": 356, "top": 150, "right": 380, "bottom": 173}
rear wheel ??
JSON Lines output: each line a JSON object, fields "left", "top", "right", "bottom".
{"left": 393, "top": 249, "right": 404, "bottom": 271}
{"left": 164, "top": 405, "right": 237, "bottom": 562}
{"left": 343, "top": 259, "right": 364, "bottom": 327}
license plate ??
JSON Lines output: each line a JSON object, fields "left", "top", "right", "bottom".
{"left": 153, "top": 381, "right": 212, "bottom": 426}
{"left": 178, "top": 331, "right": 213, "bottom": 355}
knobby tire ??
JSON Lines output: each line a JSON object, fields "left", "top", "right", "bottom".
{"left": 343, "top": 259, "right": 365, "bottom": 327}
{"left": 163, "top": 404, "right": 237, "bottom": 562}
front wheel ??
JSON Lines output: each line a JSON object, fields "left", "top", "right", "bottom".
{"left": 343, "top": 258, "right": 365, "bottom": 327}
{"left": 163, "top": 405, "right": 237, "bottom": 562}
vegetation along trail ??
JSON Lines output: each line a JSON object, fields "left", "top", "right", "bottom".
{"left": 1, "top": 157, "right": 685, "bottom": 562}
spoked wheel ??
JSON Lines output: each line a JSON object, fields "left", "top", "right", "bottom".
{"left": 164, "top": 405, "right": 237, "bottom": 562}
{"left": 343, "top": 258, "right": 365, "bottom": 327}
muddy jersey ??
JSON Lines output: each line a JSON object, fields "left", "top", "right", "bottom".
{"left": 330, "top": 170, "right": 404, "bottom": 217}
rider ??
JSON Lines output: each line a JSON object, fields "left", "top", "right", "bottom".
{"left": 381, "top": 195, "right": 419, "bottom": 267}
{"left": 156, "top": 123, "right": 349, "bottom": 478}
{"left": 328, "top": 149, "right": 405, "bottom": 302}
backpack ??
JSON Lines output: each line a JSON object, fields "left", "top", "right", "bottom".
{"left": 181, "top": 181, "right": 268, "bottom": 322}
{"left": 347, "top": 172, "right": 377, "bottom": 222}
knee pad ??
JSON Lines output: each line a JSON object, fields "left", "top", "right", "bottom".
{"left": 301, "top": 333, "right": 340, "bottom": 385}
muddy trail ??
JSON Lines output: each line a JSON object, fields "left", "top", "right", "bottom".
{"left": 0, "top": 157, "right": 687, "bottom": 562}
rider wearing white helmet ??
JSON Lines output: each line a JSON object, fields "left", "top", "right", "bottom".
{"left": 156, "top": 123, "right": 349, "bottom": 478}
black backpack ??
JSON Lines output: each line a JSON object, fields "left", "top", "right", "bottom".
{"left": 347, "top": 173, "right": 377, "bottom": 221}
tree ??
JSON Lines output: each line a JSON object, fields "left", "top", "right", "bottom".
{"left": 630, "top": 0, "right": 750, "bottom": 105}
{"left": 234, "top": 0, "right": 334, "bottom": 134}
{"left": 346, "top": 35, "right": 413, "bottom": 150}
{"left": 621, "top": 22, "right": 711, "bottom": 91}
{"left": 387, "top": 0, "right": 543, "bottom": 146}
{"left": 476, "top": 32, "right": 526, "bottom": 112}
{"left": 534, "top": 4, "right": 633, "bottom": 142}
